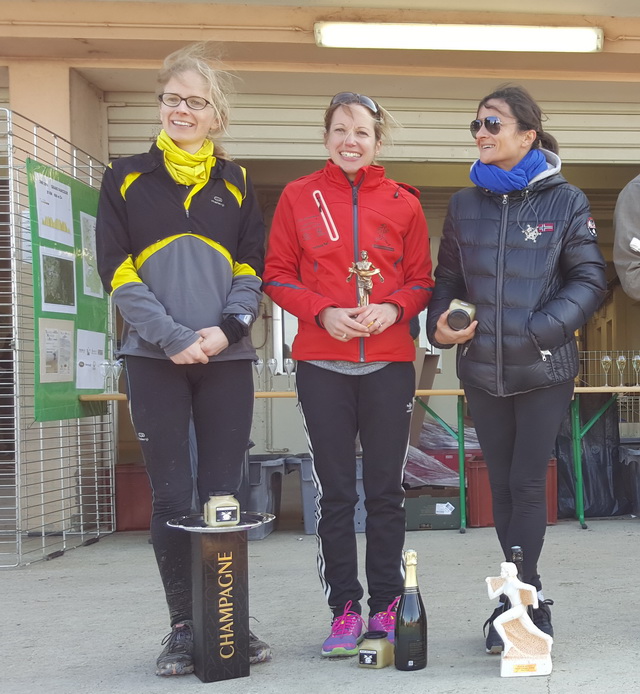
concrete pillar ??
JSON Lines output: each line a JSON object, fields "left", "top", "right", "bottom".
{"left": 8, "top": 61, "right": 71, "bottom": 139}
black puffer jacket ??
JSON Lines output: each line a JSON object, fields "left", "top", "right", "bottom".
{"left": 426, "top": 151, "right": 606, "bottom": 397}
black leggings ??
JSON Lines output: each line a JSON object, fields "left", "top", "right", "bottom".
{"left": 296, "top": 361, "right": 415, "bottom": 617}
{"left": 464, "top": 381, "right": 574, "bottom": 591}
{"left": 125, "top": 356, "right": 254, "bottom": 625}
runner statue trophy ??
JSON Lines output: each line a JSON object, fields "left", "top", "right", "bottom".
{"left": 486, "top": 562, "right": 553, "bottom": 678}
{"left": 347, "top": 250, "right": 384, "bottom": 307}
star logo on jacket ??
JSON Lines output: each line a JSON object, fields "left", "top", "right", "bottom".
{"left": 522, "top": 225, "right": 542, "bottom": 242}
{"left": 211, "top": 195, "right": 225, "bottom": 207}
{"left": 587, "top": 217, "right": 597, "bottom": 237}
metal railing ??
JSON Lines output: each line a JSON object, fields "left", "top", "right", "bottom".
{"left": 0, "top": 110, "right": 115, "bottom": 567}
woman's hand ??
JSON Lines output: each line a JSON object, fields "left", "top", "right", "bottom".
{"left": 352, "top": 302, "right": 399, "bottom": 335}
{"left": 319, "top": 306, "right": 370, "bottom": 341}
{"left": 434, "top": 310, "right": 477, "bottom": 345}
{"left": 169, "top": 337, "right": 209, "bottom": 364}
{"left": 198, "top": 326, "right": 230, "bottom": 357}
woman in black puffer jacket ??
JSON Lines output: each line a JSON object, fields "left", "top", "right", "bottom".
{"left": 426, "top": 85, "right": 606, "bottom": 654}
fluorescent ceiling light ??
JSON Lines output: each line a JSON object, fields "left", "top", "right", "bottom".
{"left": 314, "top": 22, "right": 604, "bottom": 53}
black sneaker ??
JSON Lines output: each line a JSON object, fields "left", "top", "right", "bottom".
{"left": 483, "top": 600, "right": 510, "bottom": 654}
{"left": 249, "top": 630, "right": 272, "bottom": 664}
{"left": 156, "top": 621, "right": 194, "bottom": 676}
{"left": 532, "top": 599, "right": 554, "bottom": 637}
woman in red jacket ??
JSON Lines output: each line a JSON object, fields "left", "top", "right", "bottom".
{"left": 263, "top": 92, "right": 433, "bottom": 657}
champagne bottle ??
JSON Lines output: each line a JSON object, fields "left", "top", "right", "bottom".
{"left": 394, "top": 549, "right": 427, "bottom": 671}
{"left": 510, "top": 545, "right": 524, "bottom": 579}
{"left": 511, "top": 545, "right": 533, "bottom": 618}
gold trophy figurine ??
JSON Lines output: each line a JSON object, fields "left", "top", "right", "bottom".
{"left": 347, "top": 250, "right": 384, "bottom": 307}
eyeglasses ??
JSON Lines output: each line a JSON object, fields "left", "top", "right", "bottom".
{"left": 330, "top": 92, "right": 380, "bottom": 115}
{"left": 470, "top": 116, "right": 516, "bottom": 138}
{"left": 158, "top": 93, "right": 212, "bottom": 111}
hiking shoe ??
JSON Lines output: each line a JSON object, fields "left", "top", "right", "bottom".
{"left": 532, "top": 599, "right": 554, "bottom": 637}
{"left": 368, "top": 596, "right": 400, "bottom": 645}
{"left": 249, "top": 630, "right": 272, "bottom": 664}
{"left": 321, "top": 600, "right": 365, "bottom": 657}
{"left": 156, "top": 621, "right": 194, "bottom": 676}
{"left": 483, "top": 600, "right": 510, "bottom": 655}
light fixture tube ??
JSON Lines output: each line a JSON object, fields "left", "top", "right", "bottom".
{"left": 314, "top": 22, "right": 604, "bottom": 53}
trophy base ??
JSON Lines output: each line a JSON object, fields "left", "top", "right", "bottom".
{"left": 500, "top": 652, "right": 552, "bottom": 678}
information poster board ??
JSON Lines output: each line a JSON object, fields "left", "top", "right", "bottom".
{"left": 27, "top": 158, "right": 108, "bottom": 421}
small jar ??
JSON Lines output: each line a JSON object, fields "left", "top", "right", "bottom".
{"left": 358, "top": 630, "right": 394, "bottom": 669}
{"left": 203, "top": 491, "right": 240, "bottom": 528}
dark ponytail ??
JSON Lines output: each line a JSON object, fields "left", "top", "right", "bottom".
{"left": 537, "top": 130, "right": 559, "bottom": 154}
{"left": 478, "top": 84, "right": 559, "bottom": 154}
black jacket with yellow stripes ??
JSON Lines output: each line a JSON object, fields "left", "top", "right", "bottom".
{"left": 96, "top": 144, "right": 265, "bottom": 361}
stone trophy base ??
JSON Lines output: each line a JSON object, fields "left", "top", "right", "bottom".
{"left": 501, "top": 652, "right": 553, "bottom": 678}
{"left": 500, "top": 617, "right": 553, "bottom": 678}
{"left": 167, "top": 512, "right": 275, "bottom": 683}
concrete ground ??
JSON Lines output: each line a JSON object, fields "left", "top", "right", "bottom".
{"left": 5, "top": 500, "right": 640, "bottom": 693}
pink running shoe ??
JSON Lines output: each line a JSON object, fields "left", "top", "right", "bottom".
{"left": 368, "top": 596, "right": 400, "bottom": 645}
{"left": 321, "top": 600, "right": 365, "bottom": 657}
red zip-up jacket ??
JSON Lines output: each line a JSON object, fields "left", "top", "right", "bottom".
{"left": 263, "top": 160, "right": 433, "bottom": 362}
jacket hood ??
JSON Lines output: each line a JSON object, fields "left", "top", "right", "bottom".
{"left": 529, "top": 149, "right": 562, "bottom": 183}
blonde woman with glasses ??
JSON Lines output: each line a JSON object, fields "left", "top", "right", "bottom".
{"left": 96, "top": 43, "right": 269, "bottom": 676}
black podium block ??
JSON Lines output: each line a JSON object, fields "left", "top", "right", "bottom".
{"left": 191, "top": 530, "right": 250, "bottom": 683}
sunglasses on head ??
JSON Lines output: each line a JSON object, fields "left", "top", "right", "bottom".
{"left": 330, "top": 92, "right": 380, "bottom": 115}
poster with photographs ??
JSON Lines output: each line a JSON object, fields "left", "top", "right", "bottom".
{"left": 27, "top": 158, "right": 108, "bottom": 421}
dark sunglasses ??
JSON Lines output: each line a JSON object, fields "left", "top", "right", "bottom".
{"left": 330, "top": 92, "right": 380, "bottom": 115}
{"left": 470, "top": 116, "right": 511, "bottom": 137}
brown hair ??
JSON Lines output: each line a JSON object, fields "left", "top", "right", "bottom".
{"left": 157, "top": 42, "right": 235, "bottom": 158}
{"left": 478, "top": 84, "right": 559, "bottom": 154}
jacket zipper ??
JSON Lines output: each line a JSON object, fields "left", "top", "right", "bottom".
{"left": 496, "top": 195, "right": 509, "bottom": 396}
{"left": 185, "top": 186, "right": 191, "bottom": 231}
{"left": 349, "top": 181, "right": 366, "bottom": 362}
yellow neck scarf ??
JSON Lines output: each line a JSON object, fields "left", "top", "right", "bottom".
{"left": 156, "top": 129, "right": 216, "bottom": 210}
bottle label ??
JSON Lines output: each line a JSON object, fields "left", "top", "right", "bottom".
{"left": 359, "top": 649, "right": 378, "bottom": 666}
{"left": 216, "top": 505, "right": 239, "bottom": 523}
{"left": 408, "top": 640, "right": 426, "bottom": 661}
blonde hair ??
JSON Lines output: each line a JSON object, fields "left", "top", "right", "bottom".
{"left": 157, "top": 42, "right": 235, "bottom": 157}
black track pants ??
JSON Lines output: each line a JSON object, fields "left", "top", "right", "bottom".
{"left": 296, "top": 360, "right": 415, "bottom": 617}
{"left": 125, "top": 356, "right": 253, "bottom": 624}
{"left": 464, "top": 381, "right": 574, "bottom": 590}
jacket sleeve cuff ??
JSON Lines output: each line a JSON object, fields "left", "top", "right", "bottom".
{"left": 219, "top": 316, "right": 249, "bottom": 345}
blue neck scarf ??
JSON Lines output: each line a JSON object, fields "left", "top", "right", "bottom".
{"left": 470, "top": 149, "right": 548, "bottom": 194}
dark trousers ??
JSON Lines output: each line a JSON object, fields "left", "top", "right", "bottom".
{"left": 296, "top": 360, "right": 415, "bottom": 617}
{"left": 125, "top": 356, "right": 254, "bottom": 625}
{"left": 465, "top": 381, "right": 574, "bottom": 591}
